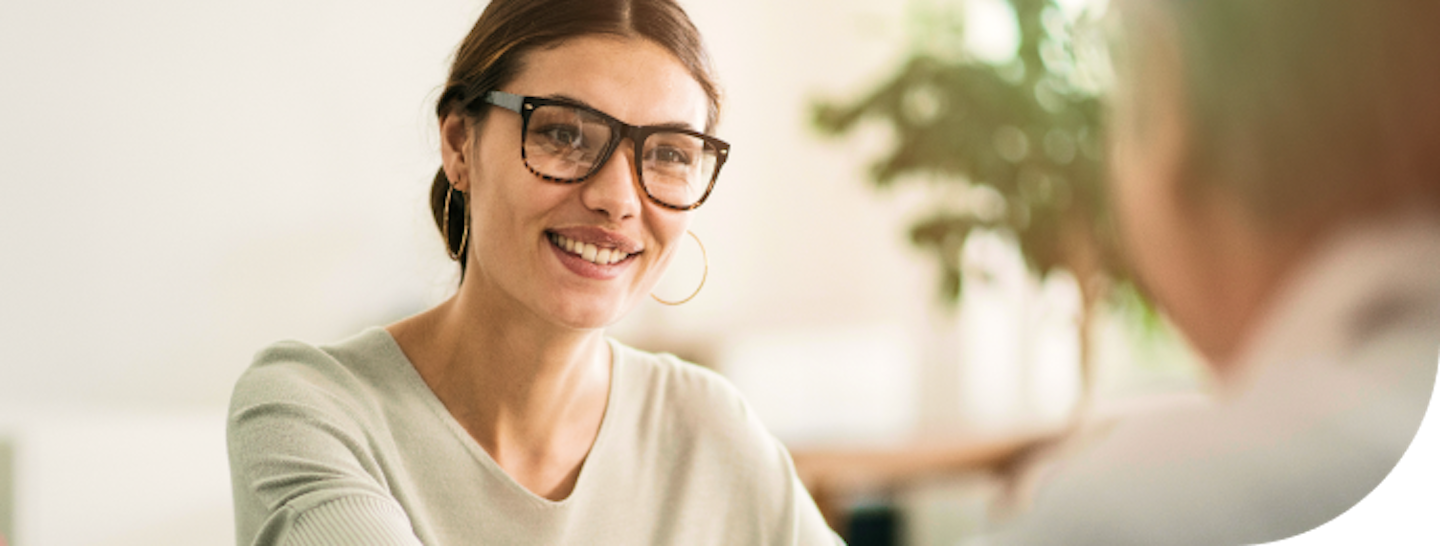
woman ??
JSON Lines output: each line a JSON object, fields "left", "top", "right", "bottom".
{"left": 226, "top": 1, "right": 839, "bottom": 544}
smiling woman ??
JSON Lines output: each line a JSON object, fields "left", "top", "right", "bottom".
{"left": 224, "top": 1, "right": 837, "bottom": 544}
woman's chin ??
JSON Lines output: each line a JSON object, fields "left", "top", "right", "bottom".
{"left": 542, "top": 295, "right": 634, "bottom": 332}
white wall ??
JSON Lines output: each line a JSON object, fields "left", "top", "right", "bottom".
{"left": 2, "top": 0, "right": 488, "bottom": 409}
{"left": 0, "top": 408, "right": 231, "bottom": 546}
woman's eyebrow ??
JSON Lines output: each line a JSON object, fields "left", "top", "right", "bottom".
{"left": 543, "top": 92, "right": 699, "bottom": 132}
{"left": 542, "top": 92, "right": 593, "bottom": 108}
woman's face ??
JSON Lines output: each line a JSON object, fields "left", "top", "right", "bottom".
{"left": 447, "top": 35, "right": 710, "bottom": 331}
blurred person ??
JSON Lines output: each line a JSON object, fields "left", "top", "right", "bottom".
{"left": 984, "top": 0, "right": 1440, "bottom": 544}
{"left": 225, "top": 0, "right": 838, "bottom": 544}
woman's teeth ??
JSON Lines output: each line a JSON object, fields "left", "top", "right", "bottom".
{"left": 550, "top": 233, "right": 630, "bottom": 265}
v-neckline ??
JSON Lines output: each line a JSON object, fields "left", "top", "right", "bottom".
{"left": 371, "top": 327, "right": 624, "bottom": 508}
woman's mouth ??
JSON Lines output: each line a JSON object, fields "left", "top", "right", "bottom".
{"left": 548, "top": 232, "right": 636, "bottom": 266}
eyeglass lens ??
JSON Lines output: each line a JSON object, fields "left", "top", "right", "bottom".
{"left": 524, "top": 104, "right": 719, "bottom": 208}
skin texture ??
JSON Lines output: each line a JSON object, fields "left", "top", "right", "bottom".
{"left": 387, "top": 35, "right": 709, "bottom": 501}
{"left": 1107, "top": 5, "right": 1312, "bottom": 376}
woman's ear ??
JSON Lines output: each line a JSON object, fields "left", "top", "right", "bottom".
{"left": 440, "top": 113, "right": 473, "bottom": 192}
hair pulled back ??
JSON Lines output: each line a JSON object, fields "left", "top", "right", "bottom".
{"left": 429, "top": 0, "right": 722, "bottom": 273}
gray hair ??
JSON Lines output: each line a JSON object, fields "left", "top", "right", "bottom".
{"left": 1111, "top": 0, "right": 1440, "bottom": 229}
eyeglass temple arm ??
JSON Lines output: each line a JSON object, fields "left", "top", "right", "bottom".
{"left": 483, "top": 91, "right": 525, "bottom": 113}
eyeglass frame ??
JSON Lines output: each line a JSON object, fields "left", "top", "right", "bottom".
{"left": 467, "top": 90, "right": 730, "bottom": 211}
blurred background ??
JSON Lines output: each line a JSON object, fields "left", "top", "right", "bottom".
{"left": 0, "top": 0, "right": 1206, "bottom": 544}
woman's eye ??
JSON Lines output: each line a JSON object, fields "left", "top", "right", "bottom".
{"left": 650, "top": 147, "right": 691, "bottom": 165}
{"left": 539, "top": 125, "right": 584, "bottom": 148}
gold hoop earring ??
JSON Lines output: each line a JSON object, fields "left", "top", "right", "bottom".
{"left": 652, "top": 230, "right": 708, "bottom": 306}
{"left": 442, "top": 185, "right": 469, "bottom": 261}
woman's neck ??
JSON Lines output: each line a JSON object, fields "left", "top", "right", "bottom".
{"left": 387, "top": 284, "right": 612, "bottom": 499}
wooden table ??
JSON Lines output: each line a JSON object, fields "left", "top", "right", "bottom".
{"left": 788, "top": 428, "right": 1065, "bottom": 535}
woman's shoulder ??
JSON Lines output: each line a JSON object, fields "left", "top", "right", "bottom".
{"left": 610, "top": 339, "right": 775, "bottom": 448}
{"left": 228, "top": 328, "right": 426, "bottom": 536}
{"left": 230, "top": 327, "right": 404, "bottom": 416}
{"left": 607, "top": 340, "right": 817, "bottom": 529}
{"left": 612, "top": 340, "right": 746, "bottom": 412}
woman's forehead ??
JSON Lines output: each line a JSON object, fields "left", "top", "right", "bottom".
{"left": 508, "top": 35, "right": 709, "bottom": 131}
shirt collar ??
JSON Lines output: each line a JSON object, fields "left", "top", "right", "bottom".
{"left": 1219, "top": 210, "right": 1440, "bottom": 394}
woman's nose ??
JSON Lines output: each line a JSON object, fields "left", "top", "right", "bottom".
{"left": 579, "top": 145, "right": 643, "bottom": 221}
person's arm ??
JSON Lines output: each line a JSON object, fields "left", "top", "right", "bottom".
{"left": 227, "top": 353, "right": 424, "bottom": 546}
{"left": 769, "top": 438, "right": 849, "bottom": 546}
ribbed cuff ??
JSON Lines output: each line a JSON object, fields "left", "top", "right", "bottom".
{"left": 283, "top": 495, "right": 424, "bottom": 546}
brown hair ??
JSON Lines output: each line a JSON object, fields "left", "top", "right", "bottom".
{"left": 1112, "top": 0, "right": 1440, "bottom": 230}
{"left": 429, "top": 0, "right": 722, "bottom": 274}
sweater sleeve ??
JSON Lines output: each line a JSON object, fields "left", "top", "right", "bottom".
{"left": 227, "top": 344, "right": 425, "bottom": 546}
{"left": 762, "top": 413, "right": 847, "bottom": 546}
{"left": 276, "top": 496, "right": 423, "bottom": 546}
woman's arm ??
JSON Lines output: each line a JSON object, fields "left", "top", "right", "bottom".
{"left": 227, "top": 352, "right": 425, "bottom": 546}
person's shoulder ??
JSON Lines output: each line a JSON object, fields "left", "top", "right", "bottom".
{"left": 614, "top": 340, "right": 750, "bottom": 422}
{"left": 611, "top": 339, "right": 785, "bottom": 461}
{"left": 609, "top": 340, "right": 835, "bottom": 541}
{"left": 229, "top": 327, "right": 395, "bottom": 417}
{"left": 995, "top": 385, "right": 1398, "bottom": 545}
{"left": 228, "top": 328, "right": 421, "bottom": 537}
